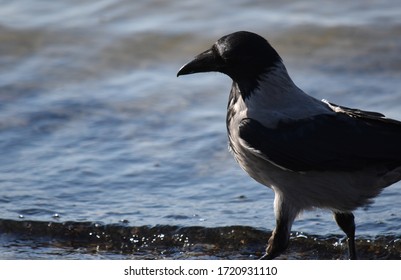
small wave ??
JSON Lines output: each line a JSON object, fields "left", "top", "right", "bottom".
{"left": 0, "top": 219, "right": 400, "bottom": 259}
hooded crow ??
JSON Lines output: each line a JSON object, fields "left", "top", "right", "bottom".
{"left": 177, "top": 31, "right": 401, "bottom": 259}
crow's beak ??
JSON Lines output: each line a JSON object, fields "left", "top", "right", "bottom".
{"left": 177, "top": 48, "right": 222, "bottom": 77}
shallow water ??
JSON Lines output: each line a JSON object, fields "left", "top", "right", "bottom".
{"left": 1, "top": 219, "right": 400, "bottom": 260}
{"left": 1, "top": 0, "right": 401, "bottom": 259}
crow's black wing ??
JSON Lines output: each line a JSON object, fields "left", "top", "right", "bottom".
{"left": 239, "top": 111, "right": 401, "bottom": 172}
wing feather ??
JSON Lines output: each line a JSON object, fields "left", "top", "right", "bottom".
{"left": 239, "top": 111, "right": 401, "bottom": 172}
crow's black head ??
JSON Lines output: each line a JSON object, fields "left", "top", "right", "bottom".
{"left": 177, "top": 31, "right": 282, "bottom": 82}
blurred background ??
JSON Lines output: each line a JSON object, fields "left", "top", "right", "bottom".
{"left": 0, "top": 0, "right": 401, "bottom": 259}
